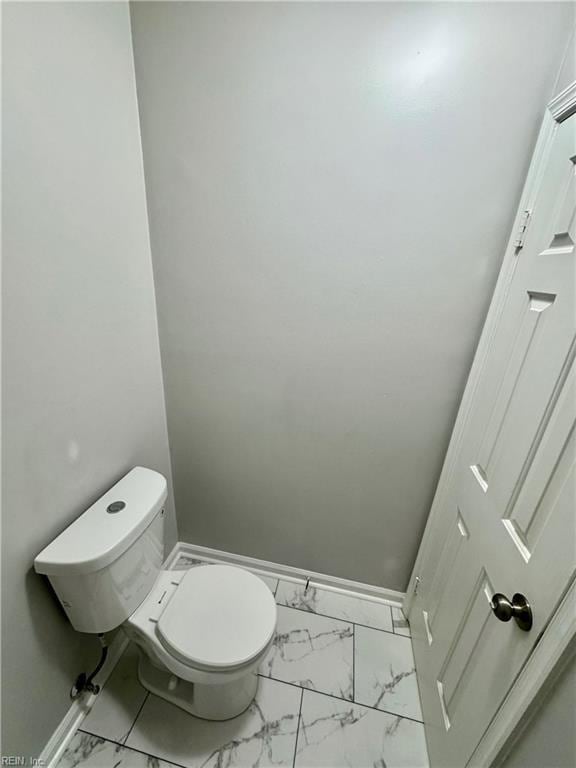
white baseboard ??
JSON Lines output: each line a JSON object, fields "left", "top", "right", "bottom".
{"left": 39, "top": 632, "right": 129, "bottom": 768}
{"left": 169, "top": 541, "right": 405, "bottom": 607}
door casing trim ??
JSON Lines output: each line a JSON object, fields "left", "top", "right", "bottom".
{"left": 405, "top": 79, "right": 576, "bottom": 766}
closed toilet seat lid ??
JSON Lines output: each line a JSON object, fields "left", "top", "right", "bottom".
{"left": 157, "top": 565, "right": 277, "bottom": 669}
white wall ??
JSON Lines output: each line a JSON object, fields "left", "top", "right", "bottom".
{"left": 131, "top": 1, "right": 572, "bottom": 590}
{"left": 501, "top": 652, "right": 576, "bottom": 768}
{"left": 2, "top": 1, "right": 175, "bottom": 758}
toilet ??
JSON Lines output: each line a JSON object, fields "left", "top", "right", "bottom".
{"left": 34, "top": 467, "right": 277, "bottom": 720}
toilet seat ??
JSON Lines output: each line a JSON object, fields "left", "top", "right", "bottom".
{"left": 124, "top": 565, "right": 277, "bottom": 720}
{"left": 157, "top": 565, "right": 277, "bottom": 671}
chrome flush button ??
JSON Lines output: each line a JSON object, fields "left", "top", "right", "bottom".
{"left": 106, "top": 501, "right": 126, "bottom": 514}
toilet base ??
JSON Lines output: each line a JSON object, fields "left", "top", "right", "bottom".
{"left": 137, "top": 653, "right": 259, "bottom": 721}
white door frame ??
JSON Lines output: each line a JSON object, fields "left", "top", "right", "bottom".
{"left": 404, "top": 80, "right": 576, "bottom": 766}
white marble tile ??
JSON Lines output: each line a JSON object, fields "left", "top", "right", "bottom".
{"left": 276, "top": 581, "right": 393, "bottom": 631}
{"left": 354, "top": 626, "right": 423, "bottom": 721}
{"left": 295, "top": 690, "right": 429, "bottom": 768}
{"left": 56, "top": 731, "right": 176, "bottom": 767}
{"left": 392, "top": 606, "right": 411, "bottom": 637}
{"left": 170, "top": 555, "right": 278, "bottom": 594}
{"left": 126, "top": 677, "right": 300, "bottom": 768}
{"left": 260, "top": 605, "right": 353, "bottom": 700}
{"left": 81, "top": 644, "right": 147, "bottom": 744}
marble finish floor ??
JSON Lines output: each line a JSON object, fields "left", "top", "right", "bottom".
{"left": 56, "top": 554, "right": 428, "bottom": 768}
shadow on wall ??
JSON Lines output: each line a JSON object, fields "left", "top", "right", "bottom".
{"left": 24, "top": 567, "right": 94, "bottom": 684}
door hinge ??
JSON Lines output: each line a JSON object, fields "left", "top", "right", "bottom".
{"left": 514, "top": 209, "right": 531, "bottom": 249}
{"left": 413, "top": 576, "right": 421, "bottom": 596}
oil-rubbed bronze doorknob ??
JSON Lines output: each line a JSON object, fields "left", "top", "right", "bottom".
{"left": 491, "top": 593, "right": 533, "bottom": 631}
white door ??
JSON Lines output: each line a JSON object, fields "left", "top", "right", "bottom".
{"left": 409, "top": 110, "right": 576, "bottom": 767}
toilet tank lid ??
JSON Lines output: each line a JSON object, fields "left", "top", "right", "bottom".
{"left": 34, "top": 467, "right": 167, "bottom": 577}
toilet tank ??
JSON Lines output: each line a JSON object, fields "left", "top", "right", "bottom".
{"left": 34, "top": 467, "right": 167, "bottom": 633}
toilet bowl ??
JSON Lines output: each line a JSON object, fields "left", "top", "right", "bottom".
{"left": 124, "top": 564, "right": 277, "bottom": 720}
{"left": 33, "top": 467, "right": 277, "bottom": 721}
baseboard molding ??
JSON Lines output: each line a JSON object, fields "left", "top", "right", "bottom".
{"left": 39, "top": 632, "right": 129, "bottom": 768}
{"left": 170, "top": 541, "right": 405, "bottom": 607}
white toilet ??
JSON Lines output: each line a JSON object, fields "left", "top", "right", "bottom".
{"left": 34, "top": 467, "right": 277, "bottom": 720}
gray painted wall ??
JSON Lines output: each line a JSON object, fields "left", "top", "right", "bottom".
{"left": 2, "top": 1, "right": 175, "bottom": 758}
{"left": 501, "top": 652, "right": 576, "bottom": 768}
{"left": 131, "top": 2, "right": 572, "bottom": 589}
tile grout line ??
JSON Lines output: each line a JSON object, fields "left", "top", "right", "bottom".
{"left": 277, "top": 602, "right": 407, "bottom": 638}
{"left": 123, "top": 690, "right": 150, "bottom": 746}
{"left": 78, "top": 679, "right": 424, "bottom": 766}
{"left": 78, "top": 728, "right": 188, "bottom": 768}
{"left": 291, "top": 687, "right": 305, "bottom": 768}
{"left": 276, "top": 591, "right": 414, "bottom": 645}
{"left": 257, "top": 674, "right": 425, "bottom": 725}
{"left": 352, "top": 624, "right": 356, "bottom": 703}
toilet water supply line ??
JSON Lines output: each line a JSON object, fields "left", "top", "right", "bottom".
{"left": 70, "top": 633, "right": 108, "bottom": 699}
